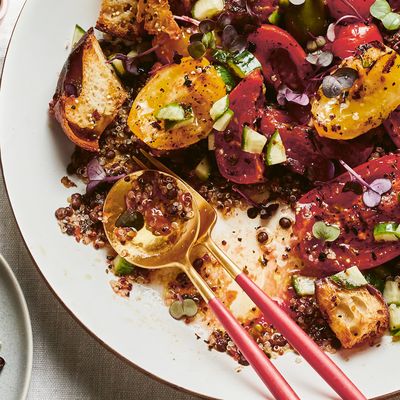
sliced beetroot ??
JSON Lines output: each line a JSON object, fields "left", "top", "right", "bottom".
{"left": 214, "top": 70, "right": 266, "bottom": 184}
{"left": 294, "top": 154, "right": 400, "bottom": 275}
{"left": 384, "top": 108, "right": 400, "bottom": 148}
{"left": 260, "top": 107, "right": 334, "bottom": 181}
{"left": 313, "top": 128, "right": 379, "bottom": 167}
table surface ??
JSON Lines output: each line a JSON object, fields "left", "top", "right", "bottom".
{"left": 0, "top": 1, "right": 199, "bottom": 399}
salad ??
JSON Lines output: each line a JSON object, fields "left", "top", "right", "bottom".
{"left": 50, "top": 0, "right": 400, "bottom": 364}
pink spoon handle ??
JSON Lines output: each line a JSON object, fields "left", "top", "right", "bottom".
{"left": 208, "top": 297, "right": 300, "bottom": 400}
{"left": 235, "top": 272, "right": 367, "bottom": 400}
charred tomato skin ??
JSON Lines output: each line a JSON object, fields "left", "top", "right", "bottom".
{"left": 294, "top": 154, "right": 400, "bottom": 275}
{"left": 248, "top": 25, "right": 312, "bottom": 91}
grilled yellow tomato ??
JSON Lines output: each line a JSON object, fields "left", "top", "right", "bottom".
{"left": 127, "top": 57, "right": 226, "bottom": 150}
{"left": 312, "top": 43, "right": 400, "bottom": 140}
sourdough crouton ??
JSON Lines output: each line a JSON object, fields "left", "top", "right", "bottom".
{"left": 51, "top": 29, "right": 127, "bottom": 152}
{"left": 315, "top": 278, "right": 389, "bottom": 348}
{"left": 96, "top": 0, "right": 141, "bottom": 40}
{"left": 137, "top": 0, "right": 181, "bottom": 40}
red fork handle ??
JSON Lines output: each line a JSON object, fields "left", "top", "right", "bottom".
{"left": 208, "top": 297, "right": 300, "bottom": 400}
{"left": 235, "top": 272, "right": 367, "bottom": 400}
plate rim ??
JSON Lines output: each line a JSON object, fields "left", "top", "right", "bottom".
{"left": 0, "top": 253, "right": 33, "bottom": 400}
{"left": 0, "top": 1, "right": 399, "bottom": 399}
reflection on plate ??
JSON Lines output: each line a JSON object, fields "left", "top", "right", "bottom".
{"left": 0, "top": 255, "right": 32, "bottom": 400}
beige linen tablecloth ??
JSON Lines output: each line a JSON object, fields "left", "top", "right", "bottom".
{"left": 0, "top": 2, "right": 198, "bottom": 399}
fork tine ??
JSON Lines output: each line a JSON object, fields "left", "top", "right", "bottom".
{"left": 139, "top": 149, "right": 179, "bottom": 180}
{"left": 132, "top": 155, "right": 148, "bottom": 170}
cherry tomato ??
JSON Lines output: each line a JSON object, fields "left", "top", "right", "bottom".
{"left": 294, "top": 154, "right": 400, "bottom": 275}
{"left": 248, "top": 25, "right": 312, "bottom": 91}
{"left": 331, "top": 22, "right": 383, "bottom": 59}
{"left": 327, "top": 0, "right": 374, "bottom": 20}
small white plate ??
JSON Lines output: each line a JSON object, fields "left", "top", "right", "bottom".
{"left": 0, "top": 254, "right": 32, "bottom": 400}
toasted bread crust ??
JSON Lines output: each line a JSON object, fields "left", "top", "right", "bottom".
{"left": 96, "top": 0, "right": 142, "bottom": 40}
{"left": 315, "top": 278, "right": 389, "bottom": 349}
{"left": 51, "top": 30, "right": 127, "bottom": 152}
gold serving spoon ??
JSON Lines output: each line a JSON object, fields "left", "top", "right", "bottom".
{"left": 136, "top": 150, "right": 366, "bottom": 400}
{"left": 103, "top": 169, "right": 300, "bottom": 400}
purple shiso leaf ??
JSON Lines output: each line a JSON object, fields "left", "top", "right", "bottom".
{"left": 339, "top": 160, "right": 391, "bottom": 208}
{"left": 86, "top": 158, "right": 125, "bottom": 193}
{"left": 87, "top": 158, "right": 106, "bottom": 181}
{"left": 277, "top": 85, "right": 309, "bottom": 106}
{"left": 285, "top": 91, "right": 310, "bottom": 106}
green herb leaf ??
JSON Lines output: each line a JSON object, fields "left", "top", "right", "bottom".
{"left": 202, "top": 31, "right": 216, "bottom": 49}
{"left": 312, "top": 221, "right": 340, "bottom": 242}
{"left": 370, "top": 0, "right": 391, "bottom": 19}
{"left": 188, "top": 41, "right": 206, "bottom": 59}
{"left": 169, "top": 298, "right": 198, "bottom": 320}
{"left": 382, "top": 12, "right": 400, "bottom": 30}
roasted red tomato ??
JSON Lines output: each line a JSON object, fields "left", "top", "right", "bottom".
{"left": 327, "top": 0, "right": 374, "bottom": 20}
{"left": 331, "top": 22, "right": 383, "bottom": 59}
{"left": 214, "top": 70, "right": 266, "bottom": 184}
{"left": 294, "top": 154, "right": 400, "bottom": 275}
{"left": 248, "top": 25, "right": 312, "bottom": 91}
{"left": 384, "top": 108, "right": 400, "bottom": 148}
{"left": 260, "top": 107, "right": 333, "bottom": 181}
{"left": 312, "top": 127, "right": 381, "bottom": 167}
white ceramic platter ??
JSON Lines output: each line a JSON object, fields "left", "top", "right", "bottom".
{"left": 1, "top": 0, "right": 400, "bottom": 398}
{"left": 0, "top": 255, "right": 32, "bottom": 400}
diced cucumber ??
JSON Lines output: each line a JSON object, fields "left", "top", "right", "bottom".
{"left": 215, "top": 65, "right": 236, "bottom": 92}
{"left": 195, "top": 157, "right": 211, "bottom": 181}
{"left": 227, "top": 51, "right": 262, "bottom": 78}
{"left": 211, "top": 49, "right": 231, "bottom": 64}
{"left": 213, "top": 109, "right": 234, "bottom": 131}
{"left": 165, "top": 106, "right": 194, "bottom": 130}
{"left": 192, "top": 0, "right": 224, "bottom": 20}
{"left": 156, "top": 103, "right": 186, "bottom": 121}
{"left": 384, "top": 279, "right": 400, "bottom": 305}
{"left": 210, "top": 95, "right": 229, "bottom": 121}
{"left": 389, "top": 304, "right": 400, "bottom": 334}
{"left": 72, "top": 24, "right": 86, "bottom": 48}
{"left": 208, "top": 133, "right": 215, "bottom": 150}
{"left": 330, "top": 266, "right": 368, "bottom": 289}
{"left": 113, "top": 255, "right": 135, "bottom": 276}
{"left": 265, "top": 130, "right": 287, "bottom": 165}
{"left": 242, "top": 126, "right": 267, "bottom": 154}
{"left": 374, "top": 222, "right": 399, "bottom": 242}
{"left": 293, "top": 275, "right": 316, "bottom": 296}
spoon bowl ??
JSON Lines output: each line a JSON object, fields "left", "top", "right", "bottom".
{"left": 103, "top": 170, "right": 200, "bottom": 269}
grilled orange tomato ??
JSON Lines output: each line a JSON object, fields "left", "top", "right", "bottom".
{"left": 127, "top": 57, "right": 226, "bottom": 150}
{"left": 312, "top": 43, "right": 400, "bottom": 140}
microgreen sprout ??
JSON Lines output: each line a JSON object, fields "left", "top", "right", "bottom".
{"left": 312, "top": 221, "right": 340, "bottom": 242}
{"left": 169, "top": 297, "right": 198, "bottom": 320}
{"left": 322, "top": 68, "right": 358, "bottom": 98}
{"left": 306, "top": 50, "right": 333, "bottom": 67}
{"left": 370, "top": 0, "right": 400, "bottom": 30}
